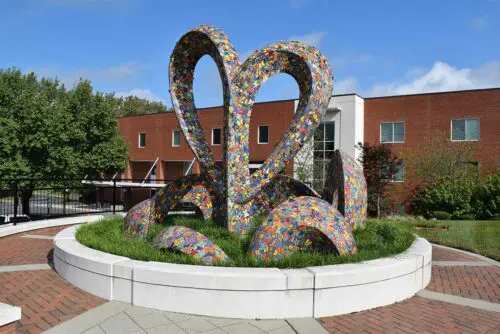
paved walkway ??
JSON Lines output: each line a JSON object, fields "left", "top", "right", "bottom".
{"left": 0, "top": 224, "right": 499, "bottom": 333}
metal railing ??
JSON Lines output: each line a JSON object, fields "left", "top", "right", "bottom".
{"left": 0, "top": 178, "right": 175, "bottom": 225}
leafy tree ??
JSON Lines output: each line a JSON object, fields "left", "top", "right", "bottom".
{"left": 114, "top": 95, "right": 170, "bottom": 117}
{"left": 357, "top": 142, "right": 399, "bottom": 218}
{"left": 401, "top": 132, "right": 478, "bottom": 186}
{"left": 0, "top": 68, "right": 128, "bottom": 214}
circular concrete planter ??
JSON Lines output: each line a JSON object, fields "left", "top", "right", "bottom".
{"left": 53, "top": 226, "right": 432, "bottom": 319}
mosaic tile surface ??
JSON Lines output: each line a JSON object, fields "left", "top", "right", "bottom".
{"left": 249, "top": 196, "right": 357, "bottom": 261}
{"left": 154, "top": 226, "right": 231, "bottom": 265}
{"left": 322, "top": 150, "right": 367, "bottom": 230}
{"left": 124, "top": 24, "right": 364, "bottom": 264}
{"left": 169, "top": 24, "right": 333, "bottom": 235}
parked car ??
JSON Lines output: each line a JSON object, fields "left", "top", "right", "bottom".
{"left": 0, "top": 214, "right": 31, "bottom": 225}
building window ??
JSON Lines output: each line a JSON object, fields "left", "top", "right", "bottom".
{"left": 183, "top": 161, "right": 193, "bottom": 175}
{"left": 313, "top": 121, "right": 335, "bottom": 191}
{"left": 138, "top": 133, "right": 146, "bottom": 148}
{"left": 451, "top": 119, "right": 479, "bottom": 141}
{"left": 380, "top": 122, "right": 404, "bottom": 143}
{"left": 212, "top": 128, "right": 222, "bottom": 145}
{"left": 382, "top": 160, "right": 404, "bottom": 182}
{"left": 172, "top": 130, "right": 181, "bottom": 147}
{"left": 258, "top": 125, "right": 269, "bottom": 144}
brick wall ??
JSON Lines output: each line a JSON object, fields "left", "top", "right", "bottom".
{"left": 364, "top": 88, "right": 500, "bottom": 208}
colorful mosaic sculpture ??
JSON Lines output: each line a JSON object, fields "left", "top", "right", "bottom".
{"left": 249, "top": 197, "right": 357, "bottom": 260}
{"left": 154, "top": 226, "right": 231, "bottom": 264}
{"left": 322, "top": 150, "right": 368, "bottom": 230}
{"left": 169, "top": 25, "right": 333, "bottom": 234}
{"left": 123, "top": 24, "right": 367, "bottom": 264}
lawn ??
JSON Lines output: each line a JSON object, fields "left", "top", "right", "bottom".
{"left": 76, "top": 215, "right": 415, "bottom": 268}
{"left": 390, "top": 219, "right": 500, "bottom": 261}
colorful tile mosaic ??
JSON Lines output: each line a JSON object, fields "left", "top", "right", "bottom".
{"left": 124, "top": 24, "right": 364, "bottom": 264}
{"left": 154, "top": 226, "right": 231, "bottom": 265}
{"left": 123, "top": 174, "right": 215, "bottom": 240}
{"left": 249, "top": 196, "right": 357, "bottom": 261}
{"left": 322, "top": 150, "right": 367, "bottom": 230}
{"left": 169, "top": 24, "right": 334, "bottom": 235}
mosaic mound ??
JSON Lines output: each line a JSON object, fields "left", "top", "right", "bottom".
{"left": 154, "top": 226, "right": 231, "bottom": 265}
{"left": 249, "top": 197, "right": 357, "bottom": 261}
{"left": 123, "top": 24, "right": 368, "bottom": 265}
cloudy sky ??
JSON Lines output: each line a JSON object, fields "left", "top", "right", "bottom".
{"left": 2, "top": 0, "right": 499, "bottom": 107}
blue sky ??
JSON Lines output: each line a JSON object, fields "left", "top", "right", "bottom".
{"left": 1, "top": 0, "right": 499, "bottom": 107}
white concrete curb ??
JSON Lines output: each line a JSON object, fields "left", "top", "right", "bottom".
{"left": 53, "top": 227, "right": 432, "bottom": 319}
{"left": 0, "top": 215, "right": 105, "bottom": 238}
{"left": 0, "top": 302, "right": 21, "bottom": 327}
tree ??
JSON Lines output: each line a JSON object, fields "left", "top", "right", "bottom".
{"left": 401, "top": 132, "right": 478, "bottom": 186}
{"left": 114, "top": 95, "right": 171, "bottom": 117}
{"left": 0, "top": 68, "right": 128, "bottom": 214}
{"left": 357, "top": 142, "right": 399, "bottom": 218}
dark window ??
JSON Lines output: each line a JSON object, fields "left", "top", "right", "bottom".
{"left": 452, "top": 119, "right": 479, "bottom": 141}
{"left": 380, "top": 122, "right": 404, "bottom": 143}
{"left": 382, "top": 160, "right": 404, "bottom": 182}
{"left": 212, "top": 128, "right": 222, "bottom": 145}
{"left": 138, "top": 133, "right": 146, "bottom": 148}
{"left": 312, "top": 121, "right": 335, "bottom": 192}
{"left": 258, "top": 125, "right": 269, "bottom": 144}
{"left": 172, "top": 130, "right": 181, "bottom": 147}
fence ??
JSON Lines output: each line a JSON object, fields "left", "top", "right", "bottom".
{"left": 0, "top": 178, "right": 174, "bottom": 225}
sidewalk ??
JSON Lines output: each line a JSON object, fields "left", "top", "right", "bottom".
{"left": 0, "top": 225, "right": 499, "bottom": 333}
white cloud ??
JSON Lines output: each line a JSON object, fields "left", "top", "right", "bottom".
{"left": 369, "top": 61, "right": 500, "bottom": 97}
{"left": 471, "top": 15, "right": 488, "bottom": 29}
{"left": 28, "top": 61, "right": 147, "bottom": 87}
{"left": 335, "top": 76, "right": 358, "bottom": 94}
{"left": 289, "top": 32, "right": 326, "bottom": 48}
{"left": 114, "top": 88, "right": 164, "bottom": 103}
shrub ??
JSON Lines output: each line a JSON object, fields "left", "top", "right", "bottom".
{"left": 413, "top": 178, "right": 475, "bottom": 218}
{"left": 432, "top": 211, "right": 452, "bottom": 220}
{"left": 471, "top": 172, "right": 500, "bottom": 219}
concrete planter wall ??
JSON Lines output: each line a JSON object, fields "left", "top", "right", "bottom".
{"left": 54, "top": 226, "right": 432, "bottom": 319}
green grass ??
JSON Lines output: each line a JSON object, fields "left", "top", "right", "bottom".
{"left": 76, "top": 215, "right": 415, "bottom": 268}
{"left": 391, "top": 219, "right": 500, "bottom": 261}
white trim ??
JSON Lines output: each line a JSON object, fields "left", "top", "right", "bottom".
{"left": 450, "top": 118, "right": 480, "bottom": 142}
{"left": 211, "top": 128, "right": 222, "bottom": 146}
{"left": 54, "top": 226, "right": 432, "bottom": 319}
{"left": 380, "top": 121, "right": 405, "bottom": 144}
{"left": 172, "top": 130, "right": 181, "bottom": 147}
{"left": 258, "top": 125, "right": 269, "bottom": 144}
{"left": 138, "top": 133, "right": 146, "bottom": 148}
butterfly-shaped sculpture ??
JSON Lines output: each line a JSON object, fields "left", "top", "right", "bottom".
{"left": 123, "top": 25, "right": 367, "bottom": 264}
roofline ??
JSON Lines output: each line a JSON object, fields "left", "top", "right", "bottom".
{"left": 364, "top": 87, "right": 500, "bottom": 100}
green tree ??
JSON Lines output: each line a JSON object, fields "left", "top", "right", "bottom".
{"left": 114, "top": 95, "right": 170, "bottom": 117}
{"left": 0, "top": 68, "right": 128, "bottom": 214}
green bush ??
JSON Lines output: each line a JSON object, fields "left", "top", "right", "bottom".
{"left": 432, "top": 211, "right": 452, "bottom": 220}
{"left": 413, "top": 178, "right": 474, "bottom": 218}
{"left": 471, "top": 173, "right": 500, "bottom": 219}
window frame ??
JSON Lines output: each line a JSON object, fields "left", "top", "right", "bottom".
{"left": 211, "top": 128, "right": 222, "bottom": 146}
{"left": 172, "top": 130, "right": 181, "bottom": 147}
{"left": 450, "top": 118, "right": 480, "bottom": 142}
{"left": 312, "top": 121, "right": 335, "bottom": 191}
{"left": 380, "top": 121, "right": 405, "bottom": 144}
{"left": 138, "top": 132, "right": 146, "bottom": 148}
{"left": 258, "top": 125, "right": 269, "bottom": 144}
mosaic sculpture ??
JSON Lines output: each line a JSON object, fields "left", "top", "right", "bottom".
{"left": 123, "top": 25, "right": 367, "bottom": 265}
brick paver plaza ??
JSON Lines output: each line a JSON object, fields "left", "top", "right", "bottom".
{"left": 0, "top": 224, "right": 499, "bottom": 333}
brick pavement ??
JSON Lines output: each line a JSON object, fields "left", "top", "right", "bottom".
{"left": 320, "top": 296, "right": 500, "bottom": 333}
{"left": 0, "top": 226, "right": 72, "bottom": 266}
{"left": 432, "top": 246, "right": 483, "bottom": 262}
{"left": 427, "top": 265, "right": 500, "bottom": 304}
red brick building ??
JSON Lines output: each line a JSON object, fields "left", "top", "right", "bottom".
{"left": 118, "top": 88, "right": 500, "bottom": 208}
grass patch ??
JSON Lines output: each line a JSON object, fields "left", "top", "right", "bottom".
{"left": 76, "top": 215, "right": 415, "bottom": 268}
{"left": 392, "top": 219, "right": 500, "bottom": 261}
